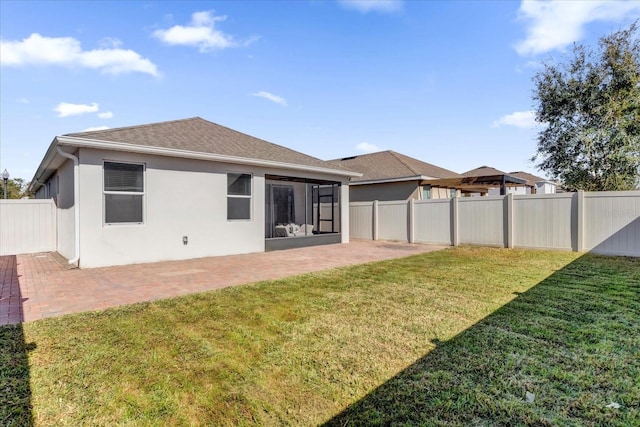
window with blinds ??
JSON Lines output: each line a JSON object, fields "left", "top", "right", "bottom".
{"left": 104, "top": 162, "right": 144, "bottom": 224}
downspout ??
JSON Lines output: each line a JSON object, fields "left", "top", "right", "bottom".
{"left": 31, "top": 178, "right": 44, "bottom": 195}
{"left": 56, "top": 146, "right": 80, "bottom": 266}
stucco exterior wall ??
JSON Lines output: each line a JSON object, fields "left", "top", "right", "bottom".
{"left": 488, "top": 186, "right": 530, "bottom": 196}
{"left": 536, "top": 182, "right": 556, "bottom": 194}
{"left": 76, "top": 148, "right": 349, "bottom": 268}
{"left": 56, "top": 158, "right": 76, "bottom": 260}
{"left": 349, "top": 181, "right": 419, "bottom": 202}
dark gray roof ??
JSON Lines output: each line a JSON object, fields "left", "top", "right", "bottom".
{"left": 65, "top": 117, "right": 337, "bottom": 170}
{"left": 326, "top": 150, "right": 461, "bottom": 182}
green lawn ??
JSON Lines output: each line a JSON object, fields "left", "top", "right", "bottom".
{"left": 1, "top": 247, "right": 639, "bottom": 426}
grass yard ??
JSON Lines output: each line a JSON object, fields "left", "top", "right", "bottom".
{"left": 1, "top": 247, "right": 639, "bottom": 426}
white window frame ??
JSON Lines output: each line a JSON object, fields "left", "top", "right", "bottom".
{"left": 227, "top": 172, "right": 253, "bottom": 221}
{"left": 103, "top": 161, "right": 145, "bottom": 226}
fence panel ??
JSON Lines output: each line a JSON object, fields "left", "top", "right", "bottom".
{"left": 513, "top": 193, "right": 575, "bottom": 250}
{"left": 349, "top": 191, "right": 640, "bottom": 257}
{"left": 349, "top": 202, "right": 373, "bottom": 240}
{"left": 0, "top": 199, "right": 56, "bottom": 255}
{"left": 458, "top": 197, "right": 504, "bottom": 246}
{"left": 414, "top": 199, "right": 452, "bottom": 245}
{"left": 378, "top": 201, "right": 408, "bottom": 241}
{"left": 583, "top": 191, "right": 640, "bottom": 257}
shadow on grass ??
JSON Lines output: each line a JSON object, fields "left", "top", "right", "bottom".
{"left": 323, "top": 253, "right": 640, "bottom": 426}
{"left": 0, "top": 255, "right": 34, "bottom": 426}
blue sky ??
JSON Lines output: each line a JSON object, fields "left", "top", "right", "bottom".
{"left": 1, "top": 0, "right": 639, "bottom": 181}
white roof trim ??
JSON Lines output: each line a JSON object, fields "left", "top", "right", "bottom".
{"left": 56, "top": 136, "right": 361, "bottom": 177}
{"left": 350, "top": 175, "right": 435, "bottom": 185}
{"left": 61, "top": 136, "right": 360, "bottom": 176}
{"left": 28, "top": 136, "right": 361, "bottom": 193}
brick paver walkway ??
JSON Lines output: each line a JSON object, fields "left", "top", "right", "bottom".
{"left": 0, "top": 240, "right": 446, "bottom": 325}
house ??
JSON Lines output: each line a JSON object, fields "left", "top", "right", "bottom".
{"left": 455, "top": 167, "right": 557, "bottom": 196}
{"left": 508, "top": 171, "right": 557, "bottom": 194}
{"left": 28, "top": 117, "right": 360, "bottom": 268}
{"left": 460, "top": 166, "right": 530, "bottom": 196}
{"left": 421, "top": 166, "right": 535, "bottom": 196}
{"left": 326, "top": 150, "right": 462, "bottom": 202}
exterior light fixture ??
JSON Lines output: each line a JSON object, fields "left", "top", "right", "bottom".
{"left": 1, "top": 169, "right": 9, "bottom": 199}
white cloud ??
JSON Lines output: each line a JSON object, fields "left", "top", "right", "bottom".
{"left": 153, "top": 10, "right": 255, "bottom": 52}
{"left": 99, "top": 37, "right": 123, "bottom": 49}
{"left": 97, "top": 111, "right": 114, "bottom": 119}
{"left": 338, "top": 0, "right": 403, "bottom": 13}
{"left": 54, "top": 102, "right": 99, "bottom": 118}
{"left": 356, "top": 142, "right": 381, "bottom": 152}
{"left": 0, "top": 33, "right": 159, "bottom": 76}
{"left": 492, "top": 110, "right": 538, "bottom": 128}
{"left": 17, "top": 98, "right": 29, "bottom": 104}
{"left": 515, "top": 0, "right": 640, "bottom": 56}
{"left": 82, "top": 126, "right": 110, "bottom": 132}
{"left": 252, "top": 91, "right": 287, "bottom": 106}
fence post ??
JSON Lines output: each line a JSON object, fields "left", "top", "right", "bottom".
{"left": 576, "top": 190, "right": 584, "bottom": 252}
{"left": 451, "top": 196, "right": 459, "bottom": 246}
{"left": 372, "top": 200, "right": 379, "bottom": 241}
{"left": 505, "top": 193, "right": 514, "bottom": 248}
{"left": 408, "top": 198, "right": 415, "bottom": 243}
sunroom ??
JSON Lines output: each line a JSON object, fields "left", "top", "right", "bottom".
{"left": 265, "top": 175, "right": 342, "bottom": 251}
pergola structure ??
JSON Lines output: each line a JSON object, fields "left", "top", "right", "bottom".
{"left": 421, "top": 174, "right": 529, "bottom": 195}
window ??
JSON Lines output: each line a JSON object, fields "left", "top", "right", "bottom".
{"left": 227, "top": 173, "right": 252, "bottom": 220}
{"left": 423, "top": 185, "right": 431, "bottom": 200}
{"left": 104, "top": 162, "right": 144, "bottom": 224}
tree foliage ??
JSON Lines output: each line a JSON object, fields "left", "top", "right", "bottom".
{"left": 1, "top": 178, "right": 31, "bottom": 199}
{"left": 532, "top": 22, "right": 640, "bottom": 191}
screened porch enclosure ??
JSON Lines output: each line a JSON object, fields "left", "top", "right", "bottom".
{"left": 265, "top": 175, "right": 341, "bottom": 250}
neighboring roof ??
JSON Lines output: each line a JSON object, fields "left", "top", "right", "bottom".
{"left": 509, "top": 171, "right": 554, "bottom": 184}
{"left": 462, "top": 165, "right": 507, "bottom": 177}
{"left": 29, "top": 117, "right": 360, "bottom": 190}
{"left": 425, "top": 165, "right": 528, "bottom": 191}
{"left": 326, "top": 150, "right": 461, "bottom": 184}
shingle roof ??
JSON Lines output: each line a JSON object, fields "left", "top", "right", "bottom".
{"left": 462, "top": 165, "right": 507, "bottom": 177}
{"left": 326, "top": 150, "right": 461, "bottom": 182}
{"left": 508, "top": 171, "right": 548, "bottom": 183}
{"left": 65, "top": 117, "right": 337, "bottom": 170}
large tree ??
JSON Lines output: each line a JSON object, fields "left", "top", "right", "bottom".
{"left": 1, "top": 178, "right": 31, "bottom": 199}
{"left": 532, "top": 22, "right": 640, "bottom": 191}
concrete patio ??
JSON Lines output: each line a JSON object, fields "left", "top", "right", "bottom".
{"left": 0, "top": 240, "right": 447, "bottom": 325}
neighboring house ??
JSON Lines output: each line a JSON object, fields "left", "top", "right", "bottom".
{"left": 419, "top": 165, "right": 529, "bottom": 197}
{"left": 326, "top": 150, "right": 462, "bottom": 202}
{"left": 28, "top": 117, "right": 360, "bottom": 268}
{"left": 508, "top": 171, "right": 557, "bottom": 194}
{"left": 458, "top": 166, "right": 530, "bottom": 196}
{"left": 459, "top": 167, "right": 556, "bottom": 196}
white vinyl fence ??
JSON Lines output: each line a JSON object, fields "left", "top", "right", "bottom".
{"left": 0, "top": 199, "right": 56, "bottom": 256}
{"left": 350, "top": 191, "right": 640, "bottom": 257}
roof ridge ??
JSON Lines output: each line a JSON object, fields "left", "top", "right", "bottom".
{"left": 465, "top": 165, "right": 506, "bottom": 174}
{"left": 326, "top": 150, "right": 391, "bottom": 163}
{"left": 65, "top": 117, "right": 202, "bottom": 136}
{"left": 387, "top": 150, "right": 422, "bottom": 176}
{"left": 204, "top": 120, "right": 327, "bottom": 163}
